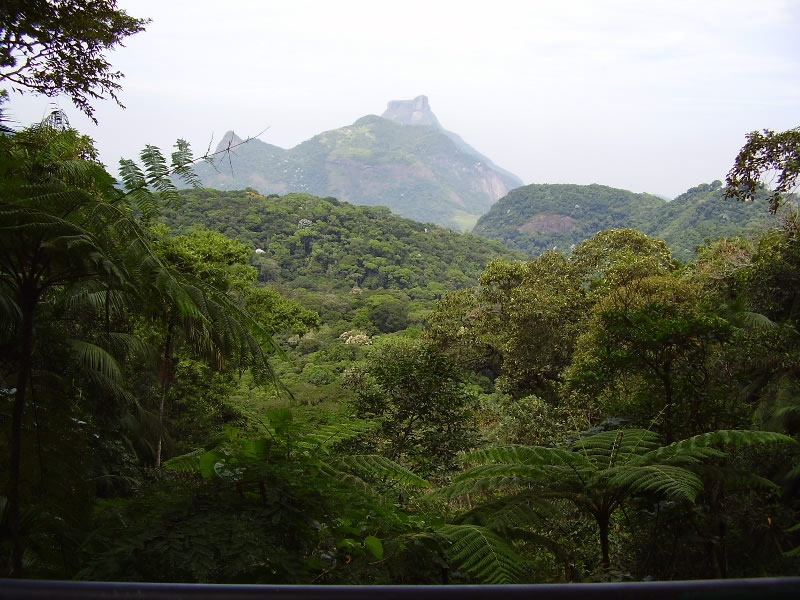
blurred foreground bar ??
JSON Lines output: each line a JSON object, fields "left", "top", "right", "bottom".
{"left": 2, "top": 579, "right": 800, "bottom": 600}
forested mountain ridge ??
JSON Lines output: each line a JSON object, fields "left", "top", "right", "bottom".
{"left": 473, "top": 181, "right": 778, "bottom": 261}
{"left": 653, "top": 180, "right": 780, "bottom": 260}
{"left": 189, "top": 96, "right": 523, "bottom": 231}
{"left": 165, "top": 188, "right": 525, "bottom": 295}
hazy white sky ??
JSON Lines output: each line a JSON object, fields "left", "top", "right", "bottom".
{"left": 6, "top": 0, "right": 800, "bottom": 198}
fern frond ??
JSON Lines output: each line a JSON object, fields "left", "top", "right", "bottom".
{"left": 774, "top": 404, "right": 800, "bottom": 418}
{"left": 453, "top": 463, "right": 553, "bottom": 482}
{"left": 465, "top": 445, "right": 588, "bottom": 468}
{"left": 574, "top": 429, "right": 660, "bottom": 467}
{"left": 630, "top": 444, "right": 725, "bottom": 466}
{"left": 170, "top": 139, "right": 200, "bottom": 191}
{"left": 117, "top": 158, "right": 155, "bottom": 218}
{"left": 140, "top": 144, "right": 177, "bottom": 207}
{"left": 606, "top": 464, "right": 703, "bottom": 501}
{"left": 455, "top": 491, "right": 558, "bottom": 529}
{"left": 95, "top": 332, "right": 156, "bottom": 363}
{"left": 511, "top": 529, "right": 568, "bottom": 562}
{"left": 670, "top": 429, "right": 796, "bottom": 451}
{"left": 331, "top": 455, "right": 429, "bottom": 488}
{"left": 319, "top": 465, "right": 377, "bottom": 497}
{"left": 163, "top": 448, "right": 206, "bottom": 473}
{"left": 437, "top": 523, "right": 527, "bottom": 584}
{"left": 297, "top": 418, "right": 377, "bottom": 451}
{"left": 691, "top": 465, "right": 782, "bottom": 493}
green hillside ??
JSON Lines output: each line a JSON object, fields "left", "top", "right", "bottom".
{"left": 472, "top": 182, "right": 777, "bottom": 261}
{"left": 165, "top": 188, "right": 525, "bottom": 296}
{"left": 472, "top": 183, "right": 664, "bottom": 254}
{"left": 652, "top": 181, "right": 780, "bottom": 262}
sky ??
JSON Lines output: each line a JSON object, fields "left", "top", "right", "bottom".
{"left": 6, "top": 0, "right": 800, "bottom": 199}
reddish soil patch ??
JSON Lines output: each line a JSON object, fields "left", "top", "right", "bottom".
{"left": 518, "top": 214, "right": 577, "bottom": 234}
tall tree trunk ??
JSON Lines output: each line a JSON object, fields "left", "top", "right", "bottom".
{"left": 154, "top": 320, "right": 175, "bottom": 467}
{"left": 8, "top": 283, "right": 38, "bottom": 576}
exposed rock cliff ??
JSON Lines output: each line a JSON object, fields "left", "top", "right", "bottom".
{"left": 382, "top": 95, "right": 442, "bottom": 127}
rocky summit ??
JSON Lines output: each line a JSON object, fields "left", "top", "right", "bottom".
{"left": 189, "top": 97, "right": 523, "bottom": 230}
{"left": 382, "top": 95, "right": 442, "bottom": 127}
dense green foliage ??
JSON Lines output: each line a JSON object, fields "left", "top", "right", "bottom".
{"left": 725, "top": 127, "right": 800, "bottom": 213}
{"left": 343, "top": 337, "right": 478, "bottom": 478}
{"left": 426, "top": 222, "right": 800, "bottom": 581}
{"left": 2, "top": 115, "right": 800, "bottom": 584}
{"left": 165, "top": 188, "right": 524, "bottom": 295}
{"left": 473, "top": 182, "right": 779, "bottom": 263}
{"left": 190, "top": 114, "right": 522, "bottom": 231}
{"left": 2, "top": 7, "right": 800, "bottom": 583}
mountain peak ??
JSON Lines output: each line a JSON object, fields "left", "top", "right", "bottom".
{"left": 382, "top": 95, "right": 441, "bottom": 128}
{"left": 214, "top": 131, "right": 244, "bottom": 154}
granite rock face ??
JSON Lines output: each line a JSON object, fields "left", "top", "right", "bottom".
{"left": 382, "top": 95, "right": 442, "bottom": 128}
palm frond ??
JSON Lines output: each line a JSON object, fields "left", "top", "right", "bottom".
{"left": 68, "top": 339, "right": 122, "bottom": 383}
{"left": 738, "top": 310, "right": 778, "bottom": 330}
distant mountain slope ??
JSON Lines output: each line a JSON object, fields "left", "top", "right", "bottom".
{"left": 190, "top": 96, "right": 523, "bottom": 231}
{"left": 472, "top": 184, "right": 665, "bottom": 254}
{"left": 164, "top": 188, "right": 525, "bottom": 294}
{"left": 650, "top": 181, "right": 779, "bottom": 261}
{"left": 472, "top": 182, "right": 778, "bottom": 261}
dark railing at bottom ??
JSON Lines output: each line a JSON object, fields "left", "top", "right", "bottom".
{"left": 2, "top": 578, "right": 800, "bottom": 600}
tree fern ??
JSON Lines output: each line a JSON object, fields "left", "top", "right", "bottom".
{"left": 438, "top": 427, "right": 796, "bottom": 575}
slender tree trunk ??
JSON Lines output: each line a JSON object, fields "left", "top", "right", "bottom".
{"left": 154, "top": 320, "right": 175, "bottom": 467}
{"left": 8, "top": 283, "right": 38, "bottom": 576}
{"left": 661, "top": 364, "right": 674, "bottom": 443}
{"left": 597, "top": 511, "right": 611, "bottom": 570}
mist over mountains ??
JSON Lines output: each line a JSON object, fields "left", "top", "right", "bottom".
{"left": 188, "top": 96, "right": 777, "bottom": 259}
{"left": 191, "top": 96, "right": 522, "bottom": 231}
